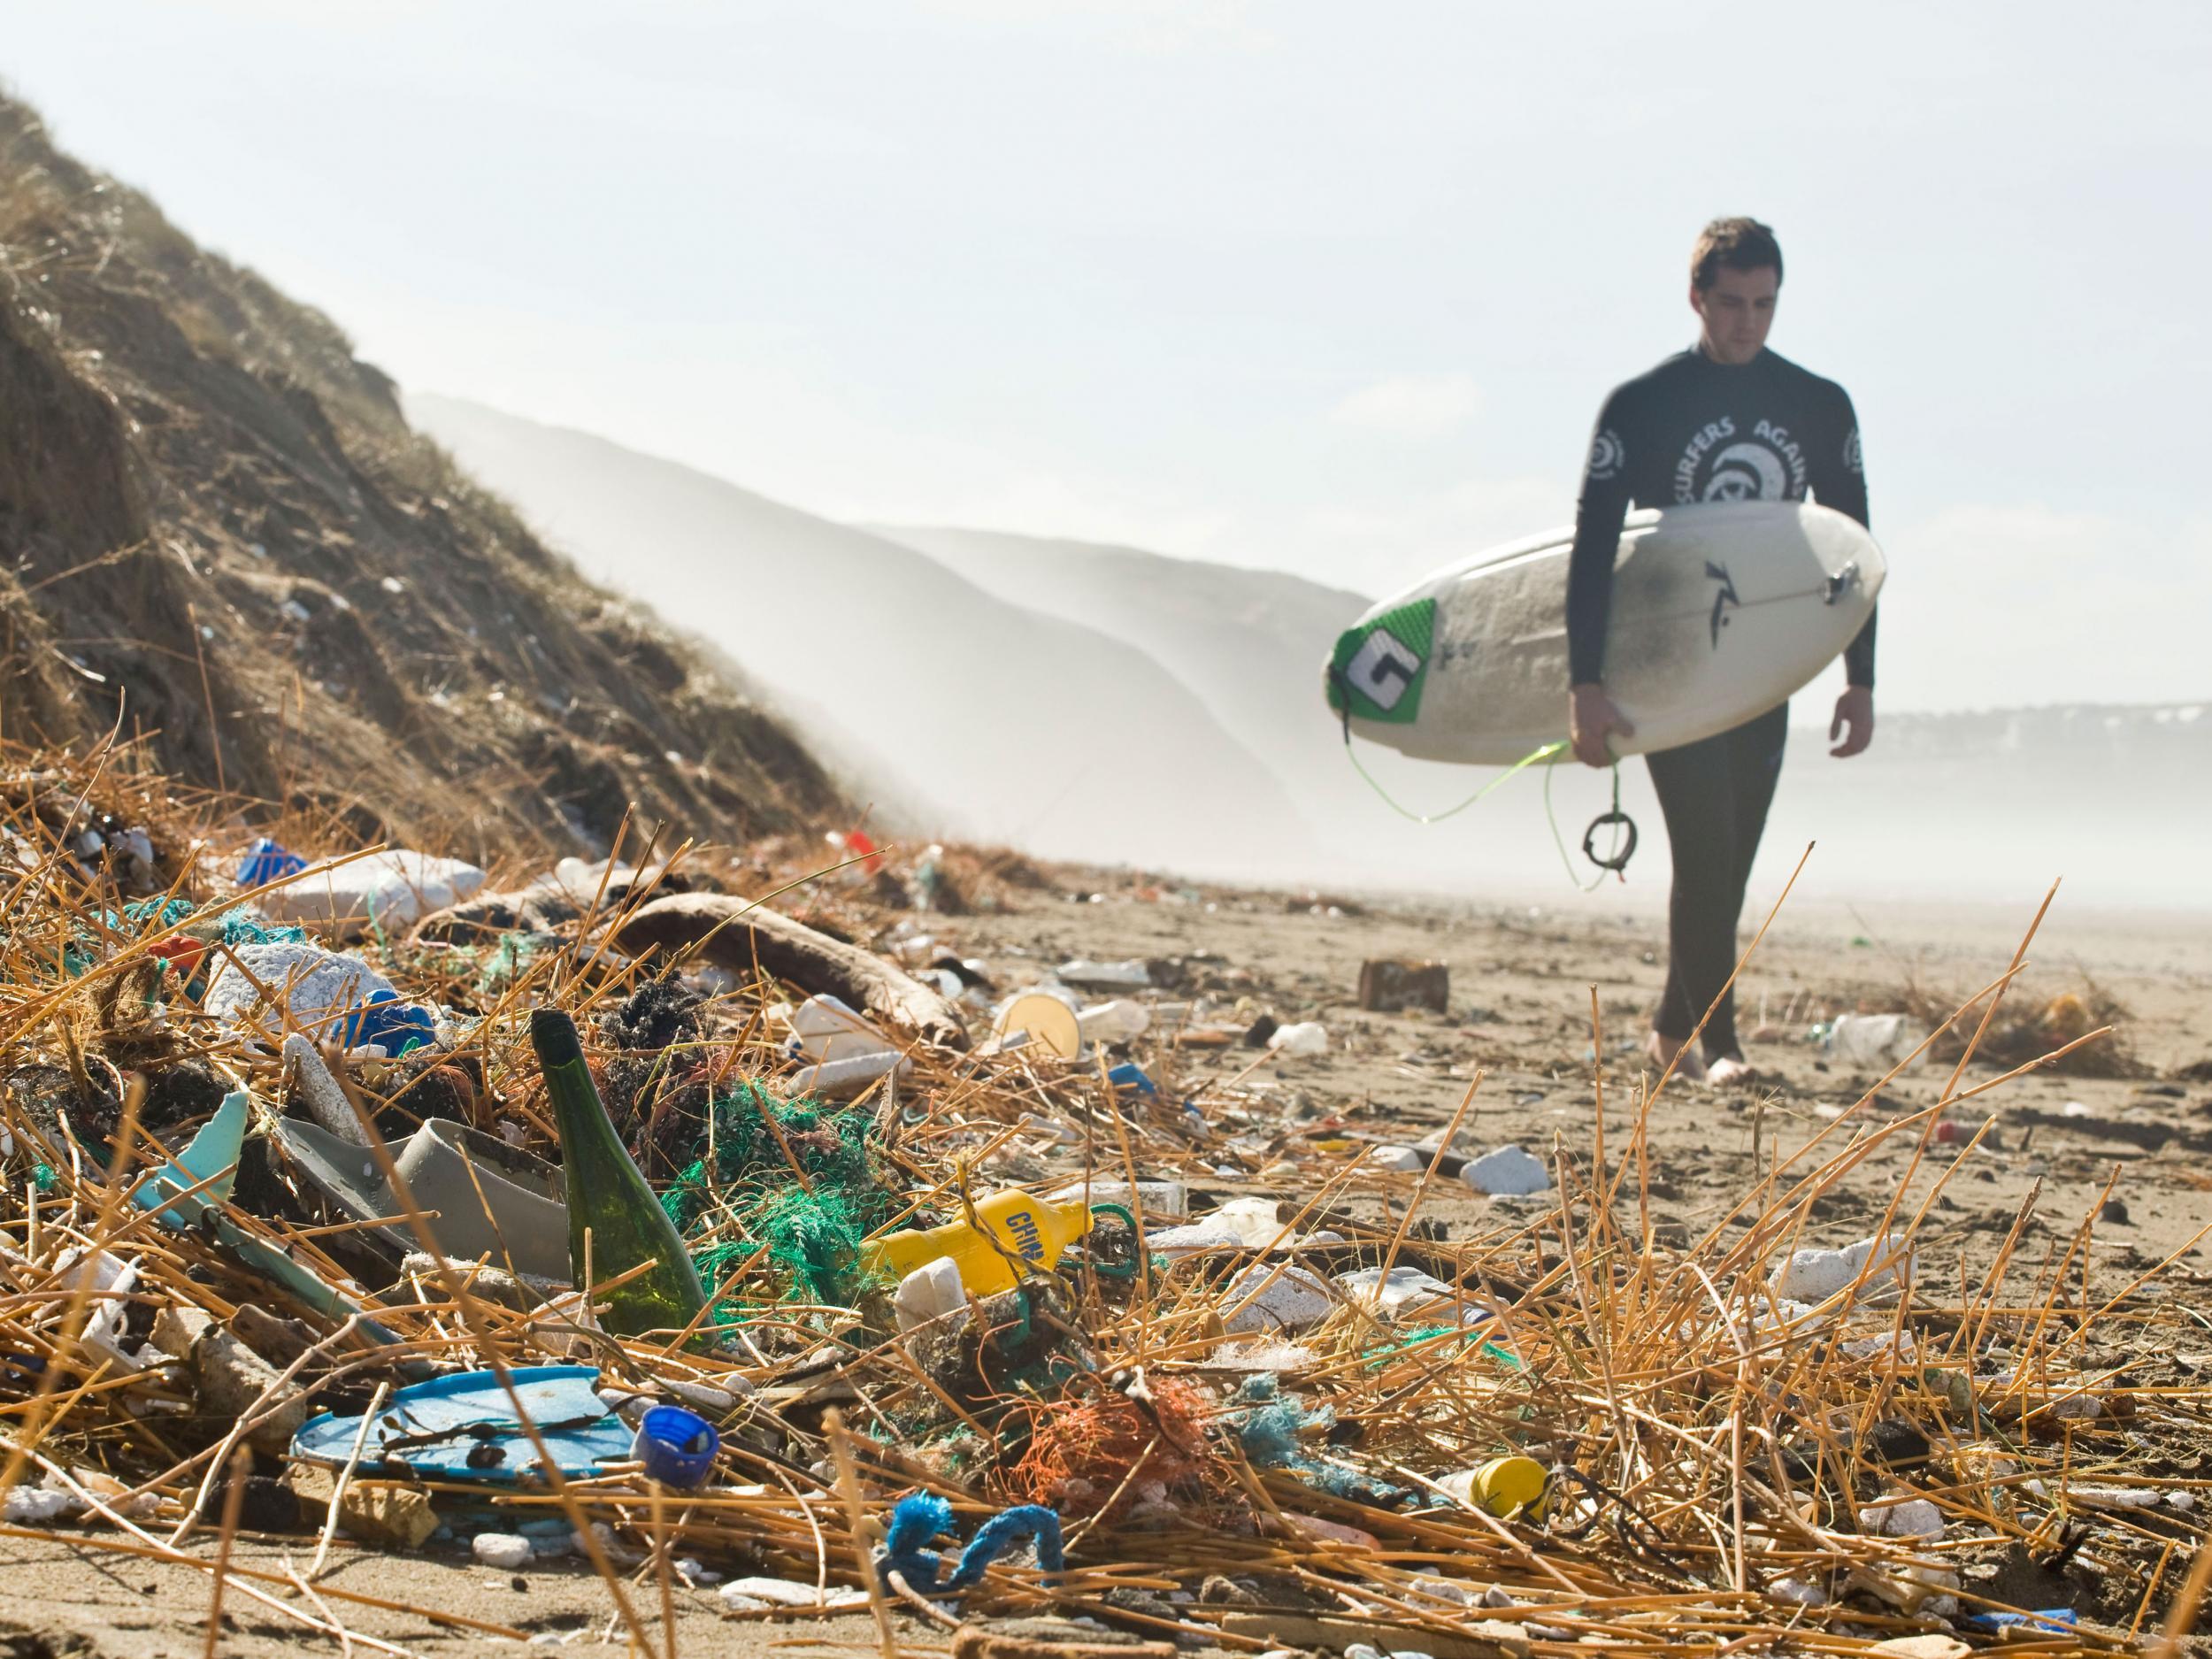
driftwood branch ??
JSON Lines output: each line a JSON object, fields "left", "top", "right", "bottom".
{"left": 603, "top": 893, "right": 969, "bottom": 1052}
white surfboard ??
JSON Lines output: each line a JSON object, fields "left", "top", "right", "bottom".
{"left": 1324, "top": 500, "right": 1884, "bottom": 765}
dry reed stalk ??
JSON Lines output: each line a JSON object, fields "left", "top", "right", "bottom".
{"left": 199, "top": 1440, "right": 251, "bottom": 1659}
{"left": 826, "top": 1406, "right": 901, "bottom": 1659}
{"left": 3, "top": 742, "right": 2206, "bottom": 1658}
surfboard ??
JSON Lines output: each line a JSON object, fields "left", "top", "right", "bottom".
{"left": 1324, "top": 500, "right": 1884, "bottom": 765}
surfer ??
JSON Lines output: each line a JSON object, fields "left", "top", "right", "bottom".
{"left": 1565, "top": 218, "right": 1876, "bottom": 1087}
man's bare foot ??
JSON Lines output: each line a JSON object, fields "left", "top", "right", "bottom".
{"left": 1705, "top": 1053, "right": 1762, "bottom": 1087}
{"left": 1644, "top": 1029, "right": 1704, "bottom": 1081}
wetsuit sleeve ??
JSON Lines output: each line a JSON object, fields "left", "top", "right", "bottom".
{"left": 1815, "top": 385, "right": 1876, "bottom": 688}
{"left": 1565, "top": 388, "right": 1634, "bottom": 687}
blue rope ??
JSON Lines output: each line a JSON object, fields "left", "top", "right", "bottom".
{"left": 879, "top": 1492, "right": 1065, "bottom": 1594}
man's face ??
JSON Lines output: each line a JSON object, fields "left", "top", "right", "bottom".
{"left": 1690, "top": 264, "right": 1778, "bottom": 365}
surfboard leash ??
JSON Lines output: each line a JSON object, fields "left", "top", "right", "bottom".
{"left": 1330, "top": 664, "right": 1638, "bottom": 886}
{"left": 1544, "top": 754, "right": 1636, "bottom": 891}
{"left": 1340, "top": 733, "right": 1564, "bottom": 826}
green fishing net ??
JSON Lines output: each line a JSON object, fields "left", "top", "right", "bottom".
{"left": 657, "top": 1081, "right": 892, "bottom": 1306}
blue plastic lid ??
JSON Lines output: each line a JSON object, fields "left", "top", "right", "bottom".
{"left": 631, "top": 1403, "right": 720, "bottom": 1488}
{"left": 290, "top": 1365, "right": 631, "bottom": 1484}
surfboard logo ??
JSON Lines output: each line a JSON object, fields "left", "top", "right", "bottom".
{"left": 1705, "top": 560, "right": 1740, "bottom": 648}
{"left": 1327, "top": 599, "right": 1435, "bottom": 726}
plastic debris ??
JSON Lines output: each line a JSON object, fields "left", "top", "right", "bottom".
{"left": 133, "top": 1089, "right": 247, "bottom": 1226}
{"left": 293, "top": 1366, "right": 631, "bottom": 1482}
{"left": 719, "top": 1577, "right": 869, "bottom": 1610}
{"left": 1221, "top": 1261, "right": 1334, "bottom": 1334}
{"left": 1811, "top": 1012, "right": 1926, "bottom": 1070}
{"left": 993, "top": 990, "right": 1083, "bottom": 1058}
{"left": 863, "top": 1188, "right": 1108, "bottom": 1298}
{"left": 1056, "top": 957, "right": 1152, "bottom": 991}
{"left": 893, "top": 1256, "right": 970, "bottom": 1332}
{"left": 257, "top": 848, "right": 488, "bottom": 936}
{"left": 202, "top": 941, "right": 398, "bottom": 1048}
{"left": 1965, "top": 1610, "right": 2077, "bottom": 1633}
{"left": 1335, "top": 1264, "right": 1483, "bottom": 1325}
{"left": 236, "top": 836, "right": 308, "bottom": 887}
{"left": 1268, "top": 1021, "right": 1329, "bottom": 1057}
{"left": 631, "top": 1403, "right": 720, "bottom": 1488}
{"left": 3, "top": 1486, "right": 77, "bottom": 1525}
{"left": 0, "top": 737, "right": 2180, "bottom": 1659}
{"left": 1436, "top": 1455, "right": 1548, "bottom": 1517}
{"left": 780, "top": 994, "right": 911, "bottom": 1098}
{"left": 1363, "top": 1143, "right": 1425, "bottom": 1172}
{"left": 1148, "top": 1195, "right": 1293, "bottom": 1255}
{"left": 1459, "top": 1145, "right": 1548, "bottom": 1196}
{"left": 878, "top": 1491, "right": 1064, "bottom": 1594}
{"left": 1077, "top": 999, "right": 1150, "bottom": 1043}
{"left": 338, "top": 989, "right": 436, "bottom": 1056}
{"left": 1772, "top": 1234, "right": 1916, "bottom": 1303}
{"left": 1046, "top": 1178, "right": 1187, "bottom": 1218}
{"left": 274, "top": 1115, "right": 571, "bottom": 1281}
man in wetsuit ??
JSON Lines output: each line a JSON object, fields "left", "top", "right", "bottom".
{"left": 1565, "top": 217, "right": 1875, "bottom": 1087}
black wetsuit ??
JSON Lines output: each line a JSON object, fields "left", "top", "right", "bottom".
{"left": 1566, "top": 345, "right": 1875, "bottom": 1061}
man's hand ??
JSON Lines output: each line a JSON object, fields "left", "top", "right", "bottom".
{"left": 1569, "top": 683, "right": 1633, "bottom": 768}
{"left": 1830, "top": 685, "right": 1874, "bottom": 757}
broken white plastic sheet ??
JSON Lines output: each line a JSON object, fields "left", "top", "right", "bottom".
{"left": 1267, "top": 1021, "right": 1329, "bottom": 1058}
{"left": 1148, "top": 1195, "right": 1300, "bottom": 1256}
{"left": 1056, "top": 957, "right": 1152, "bottom": 992}
{"left": 1221, "top": 1260, "right": 1335, "bottom": 1335}
{"left": 779, "top": 994, "right": 910, "bottom": 1099}
{"left": 1819, "top": 1013, "right": 1927, "bottom": 1070}
{"left": 49, "top": 1248, "right": 149, "bottom": 1374}
{"left": 1334, "top": 1264, "right": 1491, "bottom": 1327}
{"left": 255, "top": 848, "right": 488, "bottom": 936}
{"left": 720, "top": 1577, "right": 869, "bottom": 1611}
{"left": 1076, "top": 999, "right": 1150, "bottom": 1044}
{"left": 1459, "top": 1145, "right": 1549, "bottom": 1196}
{"left": 893, "top": 1256, "right": 969, "bottom": 1333}
{"left": 1770, "top": 1233, "right": 1916, "bottom": 1303}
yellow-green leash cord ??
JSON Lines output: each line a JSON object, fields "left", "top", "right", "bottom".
{"left": 1340, "top": 735, "right": 1567, "bottom": 825}
{"left": 1338, "top": 730, "right": 1637, "bottom": 889}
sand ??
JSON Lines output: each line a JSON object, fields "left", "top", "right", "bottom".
{"left": 12, "top": 877, "right": 2208, "bottom": 1657}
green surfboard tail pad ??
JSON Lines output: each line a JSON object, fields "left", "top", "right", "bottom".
{"left": 1326, "top": 598, "right": 1435, "bottom": 726}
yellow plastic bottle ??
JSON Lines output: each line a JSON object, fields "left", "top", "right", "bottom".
{"left": 1471, "top": 1455, "right": 1548, "bottom": 1517}
{"left": 862, "top": 1189, "right": 1098, "bottom": 1297}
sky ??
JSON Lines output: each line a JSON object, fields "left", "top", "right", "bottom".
{"left": 7, "top": 0, "right": 2210, "bottom": 712}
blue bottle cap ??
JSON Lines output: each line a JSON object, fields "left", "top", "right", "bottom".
{"left": 631, "top": 1404, "right": 719, "bottom": 1488}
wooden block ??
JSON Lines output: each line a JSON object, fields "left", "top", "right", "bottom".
{"left": 1357, "top": 958, "right": 1448, "bottom": 1014}
{"left": 287, "top": 1465, "right": 442, "bottom": 1548}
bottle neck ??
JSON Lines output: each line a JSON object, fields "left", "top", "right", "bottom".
{"left": 545, "top": 1056, "right": 628, "bottom": 1168}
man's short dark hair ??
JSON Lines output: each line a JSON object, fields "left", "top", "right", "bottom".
{"left": 1691, "top": 217, "right": 1783, "bottom": 290}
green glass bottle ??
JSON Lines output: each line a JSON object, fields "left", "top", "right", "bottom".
{"left": 530, "top": 1010, "right": 709, "bottom": 1339}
